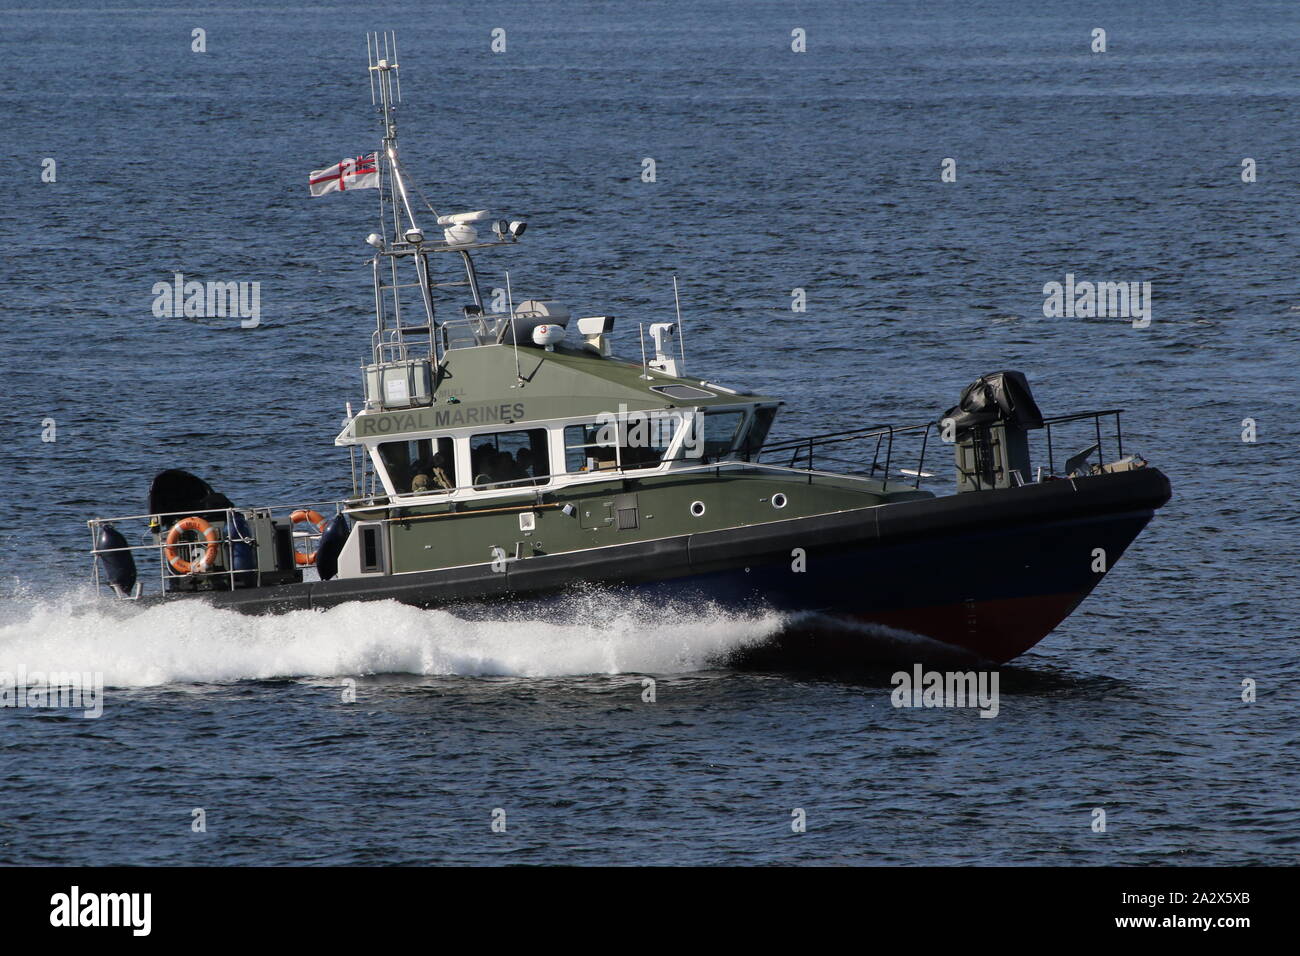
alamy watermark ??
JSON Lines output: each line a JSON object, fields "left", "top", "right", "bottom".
{"left": 152, "top": 272, "right": 261, "bottom": 328}
{"left": 891, "top": 664, "right": 999, "bottom": 718}
{"left": 594, "top": 403, "right": 703, "bottom": 455}
{"left": 1, "top": 668, "right": 103, "bottom": 718}
{"left": 50, "top": 886, "right": 150, "bottom": 936}
{"left": 1043, "top": 273, "right": 1151, "bottom": 328}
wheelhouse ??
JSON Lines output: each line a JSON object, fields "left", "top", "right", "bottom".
{"left": 348, "top": 377, "right": 782, "bottom": 508}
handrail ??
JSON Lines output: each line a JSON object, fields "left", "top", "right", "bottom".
{"left": 1040, "top": 408, "right": 1124, "bottom": 424}
{"left": 87, "top": 498, "right": 348, "bottom": 598}
{"left": 1038, "top": 408, "right": 1125, "bottom": 476}
{"left": 89, "top": 507, "right": 273, "bottom": 597}
{"left": 88, "top": 499, "right": 345, "bottom": 527}
{"left": 759, "top": 420, "right": 938, "bottom": 490}
{"left": 341, "top": 458, "right": 907, "bottom": 517}
{"left": 755, "top": 408, "right": 1125, "bottom": 489}
{"left": 762, "top": 421, "right": 904, "bottom": 449}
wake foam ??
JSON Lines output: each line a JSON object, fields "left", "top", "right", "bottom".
{"left": 0, "top": 586, "right": 784, "bottom": 687}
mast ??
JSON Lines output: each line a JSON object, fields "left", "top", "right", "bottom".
{"left": 366, "top": 30, "right": 438, "bottom": 371}
{"left": 371, "top": 33, "right": 427, "bottom": 246}
{"left": 357, "top": 32, "right": 529, "bottom": 410}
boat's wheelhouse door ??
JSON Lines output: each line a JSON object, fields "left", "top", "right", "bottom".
{"left": 334, "top": 520, "right": 390, "bottom": 578}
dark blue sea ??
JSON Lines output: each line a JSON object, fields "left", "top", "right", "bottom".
{"left": 0, "top": 0, "right": 1297, "bottom": 866}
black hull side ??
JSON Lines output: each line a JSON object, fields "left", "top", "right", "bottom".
{"left": 181, "top": 468, "right": 1171, "bottom": 664}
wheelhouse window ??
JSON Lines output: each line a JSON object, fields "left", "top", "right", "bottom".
{"left": 378, "top": 436, "right": 456, "bottom": 494}
{"left": 564, "top": 411, "right": 677, "bottom": 473}
{"left": 565, "top": 423, "right": 616, "bottom": 472}
{"left": 700, "top": 409, "right": 748, "bottom": 460}
{"left": 470, "top": 428, "right": 549, "bottom": 489}
{"left": 737, "top": 406, "right": 777, "bottom": 460}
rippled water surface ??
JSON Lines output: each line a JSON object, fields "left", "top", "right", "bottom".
{"left": 0, "top": 0, "right": 1297, "bottom": 865}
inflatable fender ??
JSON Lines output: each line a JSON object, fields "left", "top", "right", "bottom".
{"left": 96, "top": 524, "right": 138, "bottom": 596}
{"left": 315, "top": 514, "right": 350, "bottom": 582}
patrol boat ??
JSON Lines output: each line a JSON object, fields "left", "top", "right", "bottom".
{"left": 87, "top": 35, "right": 1171, "bottom": 666}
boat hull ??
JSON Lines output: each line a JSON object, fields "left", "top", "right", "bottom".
{"left": 182, "top": 467, "right": 1170, "bottom": 666}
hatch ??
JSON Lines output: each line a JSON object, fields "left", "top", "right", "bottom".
{"left": 650, "top": 384, "right": 715, "bottom": 400}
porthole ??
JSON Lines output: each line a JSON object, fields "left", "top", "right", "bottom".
{"left": 690, "top": 500, "right": 706, "bottom": 517}
{"left": 771, "top": 493, "right": 788, "bottom": 510}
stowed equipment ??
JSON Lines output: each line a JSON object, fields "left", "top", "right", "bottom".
{"left": 89, "top": 470, "right": 351, "bottom": 597}
{"left": 943, "top": 371, "right": 1044, "bottom": 492}
{"left": 942, "top": 371, "right": 1143, "bottom": 492}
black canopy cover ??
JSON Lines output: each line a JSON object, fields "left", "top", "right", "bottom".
{"left": 942, "top": 371, "right": 1045, "bottom": 434}
{"left": 148, "top": 469, "right": 235, "bottom": 521}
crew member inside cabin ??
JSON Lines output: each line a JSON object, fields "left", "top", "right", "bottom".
{"left": 408, "top": 455, "right": 453, "bottom": 494}
{"left": 380, "top": 436, "right": 458, "bottom": 495}
{"left": 429, "top": 452, "right": 453, "bottom": 489}
{"left": 471, "top": 443, "right": 491, "bottom": 484}
{"left": 492, "top": 450, "right": 521, "bottom": 483}
{"left": 515, "top": 447, "right": 535, "bottom": 478}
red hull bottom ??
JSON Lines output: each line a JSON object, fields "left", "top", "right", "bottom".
{"left": 854, "top": 591, "right": 1090, "bottom": 664}
{"left": 732, "top": 591, "right": 1091, "bottom": 669}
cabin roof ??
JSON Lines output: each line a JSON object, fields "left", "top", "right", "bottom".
{"left": 338, "top": 343, "right": 777, "bottom": 443}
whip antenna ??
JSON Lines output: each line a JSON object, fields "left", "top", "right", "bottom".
{"left": 672, "top": 275, "right": 686, "bottom": 369}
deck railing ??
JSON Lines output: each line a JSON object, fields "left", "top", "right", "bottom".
{"left": 1036, "top": 408, "right": 1125, "bottom": 478}
{"left": 87, "top": 500, "right": 342, "bottom": 597}
{"left": 754, "top": 408, "right": 1127, "bottom": 489}
{"left": 758, "top": 421, "right": 938, "bottom": 490}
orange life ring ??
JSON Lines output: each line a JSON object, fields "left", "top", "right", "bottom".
{"left": 290, "top": 509, "right": 328, "bottom": 566}
{"left": 165, "top": 516, "right": 220, "bottom": 575}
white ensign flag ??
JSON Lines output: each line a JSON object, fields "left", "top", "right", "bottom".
{"left": 308, "top": 152, "right": 380, "bottom": 196}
